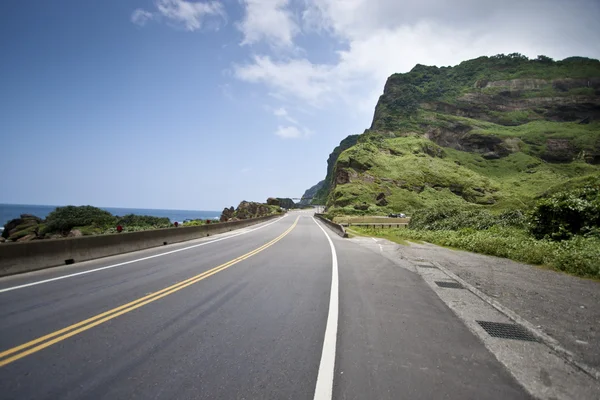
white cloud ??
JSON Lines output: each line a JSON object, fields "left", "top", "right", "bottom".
{"left": 157, "top": 0, "right": 225, "bottom": 31}
{"left": 132, "top": 0, "right": 226, "bottom": 31}
{"left": 237, "top": 0, "right": 298, "bottom": 47}
{"left": 275, "top": 125, "right": 312, "bottom": 139}
{"left": 234, "top": 0, "right": 600, "bottom": 115}
{"left": 234, "top": 55, "right": 337, "bottom": 106}
{"left": 273, "top": 107, "right": 298, "bottom": 124}
{"left": 131, "top": 9, "right": 155, "bottom": 26}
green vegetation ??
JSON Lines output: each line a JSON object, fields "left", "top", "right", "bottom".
{"left": 529, "top": 187, "right": 600, "bottom": 240}
{"left": 353, "top": 186, "right": 600, "bottom": 278}
{"left": 116, "top": 214, "right": 171, "bottom": 228}
{"left": 373, "top": 54, "right": 600, "bottom": 130}
{"left": 182, "top": 219, "right": 216, "bottom": 227}
{"left": 299, "top": 53, "right": 600, "bottom": 277}
{"left": 2, "top": 206, "right": 180, "bottom": 241}
{"left": 356, "top": 225, "right": 600, "bottom": 278}
{"left": 45, "top": 206, "right": 116, "bottom": 234}
{"left": 313, "top": 135, "right": 360, "bottom": 204}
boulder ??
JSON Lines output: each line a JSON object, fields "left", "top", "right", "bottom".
{"left": 220, "top": 206, "right": 235, "bottom": 222}
{"left": 266, "top": 197, "right": 280, "bottom": 206}
{"left": 2, "top": 214, "right": 44, "bottom": 239}
{"left": 17, "top": 234, "right": 37, "bottom": 242}
{"left": 376, "top": 193, "right": 388, "bottom": 206}
{"left": 68, "top": 229, "right": 83, "bottom": 237}
{"left": 353, "top": 202, "right": 370, "bottom": 211}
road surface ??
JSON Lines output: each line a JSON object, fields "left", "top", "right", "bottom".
{"left": 0, "top": 211, "right": 530, "bottom": 399}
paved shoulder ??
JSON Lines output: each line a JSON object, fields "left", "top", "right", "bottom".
{"left": 320, "top": 228, "right": 530, "bottom": 400}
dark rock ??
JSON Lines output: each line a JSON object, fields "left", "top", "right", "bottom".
{"left": 376, "top": 192, "right": 389, "bottom": 206}
{"left": 449, "top": 184, "right": 464, "bottom": 195}
{"left": 68, "top": 229, "right": 83, "bottom": 237}
{"left": 266, "top": 197, "right": 280, "bottom": 206}
{"left": 353, "top": 203, "right": 370, "bottom": 211}
{"left": 276, "top": 198, "right": 296, "bottom": 209}
{"left": 541, "top": 139, "right": 575, "bottom": 163}
{"left": 17, "top": 234, "right": 37, "bottom": 242}
{"left": 482, "top": 152, "right": 502, "bottom": 159}
{"left": 579, "top": 117, "right": 590, "bottom": 124}
{"left": 336, "top": 169, "right": 351, "bottom": 184}
{"left": 220, "top": 206, "right": 235, "bottom": 222}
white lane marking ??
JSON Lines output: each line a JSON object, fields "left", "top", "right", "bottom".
{"left": 0, "top": 216, "right": 287, "bottom": 294}
{"left": 379, "top": 244, "right": 383, "bottom": 252}
{"left": 312, "top": 217, "right": 339, "bottom": 400}
{"left": 371, "top": 237, "right": 377, "bottom": 242}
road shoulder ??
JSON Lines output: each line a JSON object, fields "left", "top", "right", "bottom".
{"left": 348, "top": 235, "right": 600, "bottom": 399}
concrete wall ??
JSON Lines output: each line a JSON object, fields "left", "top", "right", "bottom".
{"left": 315, "top": 214, "right": 348, "bottom": 238}
{"left": 0, "top": 214, "right": 280, "bottom": 277}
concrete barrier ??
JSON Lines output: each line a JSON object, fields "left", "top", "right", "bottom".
{"left": 314, "top": 214, "right": 348, "bottom": 238}
{"left": 0, "top": 214, "right": 281, "bottom": 277}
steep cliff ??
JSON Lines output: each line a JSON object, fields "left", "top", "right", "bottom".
{"left": 311, "top": 134, "right": 359, "bottom": 204}
{"left": 309, "top": 54, "right": 600, "bottom": 214}
{"left": 299, "top": 181, "right": 324, "bottom": 205}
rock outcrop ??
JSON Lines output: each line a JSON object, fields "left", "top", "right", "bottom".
{"left": 220, "top": 206, "right": 235, "bottom": 222}
{"left": 310, "top": 54, "right": 600, "bottom": 213}
{"left": 220, "top": 201, "right": 280, "bottom": 222}
{"left": 299, "top": 180, "right": 324, "bottom": 205}
{"left": 2, "top": 214, "right": 44, "bottom": 242}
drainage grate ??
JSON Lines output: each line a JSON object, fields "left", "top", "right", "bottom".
{"left": 434, "top": 281, "right": 464, "bottom": 289}
{"left": 418, "top": 264, "right": 437, "bottom": 269}
{"left": 476, "top": 321, "right": 539, "bottom": 342}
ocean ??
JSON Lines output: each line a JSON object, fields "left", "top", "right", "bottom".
{"left": 0, "top": 204, "right": 221, "bottom": 229}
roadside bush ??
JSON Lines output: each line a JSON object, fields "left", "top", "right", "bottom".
{"left": 116, "top": 214, "right": 171, "bottom": 228}
{"left": 357, "top": 226, "right": 600, "bottom": 278}
{"left": 182, "top": 219, "right": 220, "bottom": 227}
{"left": 529, "top": 187, "right": 600, "bottom": 240}
{"left": 45, "top": 206, "right": 116, "bottom": 234}
{"left": 409, "top": 206, "right": 526, "bottom": 231}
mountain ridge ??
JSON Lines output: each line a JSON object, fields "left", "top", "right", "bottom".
{"left": 304, "top": 54, "right": 600, "bottom": 214}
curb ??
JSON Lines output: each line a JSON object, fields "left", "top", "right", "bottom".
{"left": 430, "top": 260, "right": 600, "bottom": 381}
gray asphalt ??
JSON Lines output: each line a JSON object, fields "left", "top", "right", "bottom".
{"left": 0, "top": 212, "right": 530, "bottom": 399}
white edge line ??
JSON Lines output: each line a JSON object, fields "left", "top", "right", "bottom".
{"left": 0, "top": 215, "right": 288, "bottom": 294}
{"left": 312, "top": 217, "right": 339, "bottom": 400}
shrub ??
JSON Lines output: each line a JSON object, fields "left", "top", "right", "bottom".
{"left": 357, "top": 226, "right": 600, "bottom": 278}
{"left": 45, "top": 206, "right": 117, "bottom": 234}
{"left": 116, "top": 214, "right": 171, "bottom": 228}
{"left": 409, "top": 206, "right": 526, "bottom": 231}
{"left": 529, "top": 187, "right": 600, "bottom": 240}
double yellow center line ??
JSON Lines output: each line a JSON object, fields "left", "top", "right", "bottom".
{"left": 0, "top": 216, "right": 299, "bottom": 368}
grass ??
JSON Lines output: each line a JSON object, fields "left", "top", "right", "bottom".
{"left": 354, "top": 226, "right": 600, "bottom": 278}
{"left": 333, "top": 216, "right": 410, "bottom": 224}
{"left": 345, "top": 226, "right": 412, "bottom": 245}
{"left": 326, "top": 119, "right": 600, "bottom": 214}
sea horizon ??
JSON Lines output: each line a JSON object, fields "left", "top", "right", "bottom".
{"left": 0, "top": 203, "right": 221, "bottom": 227}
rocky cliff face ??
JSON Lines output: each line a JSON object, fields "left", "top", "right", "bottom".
{"left": 299, "top": 181, "right": 324, "bottom": 205}
{"left": 220, "top": 201, "right": 281, "bottom": 221}
{"left": 308, "top": 54, "right": 600, "bottom": 214}
{"left": 311, "top": 135, "right": 359, "bottom": 204}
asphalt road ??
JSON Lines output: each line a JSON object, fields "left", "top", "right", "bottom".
{"left": 0, "top": 211, "right": 530, "bottom": 399}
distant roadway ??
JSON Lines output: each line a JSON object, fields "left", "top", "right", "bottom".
{"left": 0, "top": 211, "right": 529, "bottom": 399}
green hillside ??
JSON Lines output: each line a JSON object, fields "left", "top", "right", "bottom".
{"left": 307, "top": 54, "right": 600, "bottom": 215}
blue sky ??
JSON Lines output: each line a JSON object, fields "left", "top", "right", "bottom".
{"left": 2, "top": 0, "right": 599, "bottom": 210}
